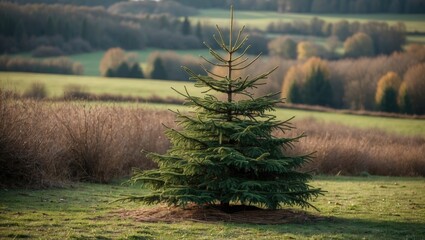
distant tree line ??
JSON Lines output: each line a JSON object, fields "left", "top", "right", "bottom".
{"left": 0, "top": 0, "right": 124, "bottom": 7}
{"left": 210, "top": 44, "right": 425, "bottom": 115}
{"left": 0, "top": 2, "right": 208, "bottom": 54}
{"left": 267, "top": 19, "right": 406, "bottom": 56}
{"left": 280, "top": 45, "right": 425, "bottom": 114}
{"left": 168, "top": 0, "right": 425, "bottom": 14}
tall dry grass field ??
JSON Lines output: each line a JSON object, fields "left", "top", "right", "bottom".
{"left": 1, "top": 94, "right": 424, "bottom": 187}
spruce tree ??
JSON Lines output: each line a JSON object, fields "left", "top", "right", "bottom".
{"left": 151, "top": 57, "right": 168, "bottom": 80}
{"left": 181, "top": 16, "right": 191, "bottom": 36}
{"left": 128, "top": 7, "right": 322, "bottom": 211}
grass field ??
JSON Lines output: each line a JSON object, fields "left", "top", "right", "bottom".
{"left": 0, "top": 72, "right": 202, "bottom": 99}
{"left": 195, "top": 9, "right": 425, "bottom": 32}
{"left": 1, "top": 176, "right": 424, "bottom": 239}
{"left": 1, "top": 72, "right": 424, "bottom": 137}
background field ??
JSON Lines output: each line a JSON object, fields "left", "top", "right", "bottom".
{"left": 1, "top": 176, "right": 424, "bottom": 239}
{"left": 195, "top": 9, "right": 425, "bottom": 32}
{"left": 1, "top": 72, "right": 424, "bottom": 137}
{"left": 0, "top": 72, "right": 202, "bottom": 99}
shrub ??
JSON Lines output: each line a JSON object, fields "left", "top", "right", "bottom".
{"left": 22, "top": 82, "right": 47, "bottom": 99}
{"left": 268, "top": 36, "right": 297, "bottom": 59}
{"left": 0, "top": 95, "right": 173, "bottom": 187}
{"left": 302, "top": 57, "right": 333, "bottom": 106}
{"left": 99, "top": 48, "right": 144, "bottom": 78}
{"left": 32, "top": 46, "right": 64, "bottom": 58}
{"left": 63, "top": 84, "right": 90, "bottom": 100}
{"left": 344, "top": 32, "right": 374, "bottom": 58}
{"left": 403, "top": 63, "right": 425, "bottom": 115}
{"left": 297, "top": 41, "right": 317, "bottom": 60}
{"left": 289, "top": 118, "right": 425, "bottom": 177}
{"left": 281, "top": 65, "right": 304, "bottom": 103}
{"left": 0, "top": 55, "right": 83, "bottom": 75}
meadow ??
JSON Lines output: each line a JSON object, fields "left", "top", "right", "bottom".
{"left": 0, "top": 72, "right": 202, "bottom": 99}
{"left": 1, "top": 176, "right": 424, "bottom": 239}
{"left": 195, "top": 9, "right": 425, "bottom": 32}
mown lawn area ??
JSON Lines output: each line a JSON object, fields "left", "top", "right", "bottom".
{"left": 1, "top": 176, "right": 424, "bottom": 239}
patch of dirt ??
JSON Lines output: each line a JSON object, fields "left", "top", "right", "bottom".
{"left": 113, "top": 204, "right": 328, "bottom": 224}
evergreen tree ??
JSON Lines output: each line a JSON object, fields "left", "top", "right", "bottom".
{"left": 151, "top": 57, "right": 168, "bottom": 80}
{"left": 106, "top": 68, "right": 115, "bottom": 77}
{"left": 379, "top": 88, "right": 399, "bottom": 113}
{"left": 375, "top": 71, "right": 401, "bottom": 113}
{"left": 129, "top": 64, "right": 145, "bottom": 79}
{"left": 81, "top": 18, "right": 89, "bottom": 40}
{"left": 115, "top": 62, "right": 130, "bottom": 78}
{"left": 302, "top": 58, "right": 333, "bottom": 106}
{"left": 181, "top": 16, "right": 191, "bottom": 36}
{"left": 126, "top": 7, "right": 322, "bottom": 211}
{"left": 195, "top": 21, "right": 203, "bottom": 40}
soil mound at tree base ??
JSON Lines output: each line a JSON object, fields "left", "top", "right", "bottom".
{"left": 115, "top": 204, "right": 327, "bottom": 224}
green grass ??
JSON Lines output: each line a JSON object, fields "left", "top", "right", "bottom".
{"left": 195, "top": 9, "right": 425, "bottom": 32}
{"left": 0, "top": 176, "right": 424, "bottom": 239}
{"left": 407, "top": 35, "right": 425, "bottom": 44}
{"left": 1, "top": 72, "right": 424, "bottom": 137}
{"left": 0, "top": 72, "right": 202, "bottom": 99}
{"left": 274, "top": 108, "right": 425, "bottom": 137}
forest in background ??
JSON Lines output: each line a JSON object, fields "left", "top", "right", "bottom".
{"left": 3, "top": 0, "right": 425, "bottom": 13}
{"left": 0, "top": 0, "right": 424, "bottom": 115}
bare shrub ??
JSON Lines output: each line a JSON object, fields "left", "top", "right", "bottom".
{"left": 0, "top": 95, "right": 174, "bottom": 187}
{"left": 285, "top": 118, "right": 425, "bottom": 176}
{"left": 0, "top": 95, "right": 68, "bottom": 187}
{"left": 63, "top": 84, "right": 91, "bottom": 100}
{"left": 0, "top": 55, "right": 83, "bottom": 75}
{"left": 32, "top": 46, "right": 64, "bottom": 58}
{"left": 403, "top": 63, "right": 425, "bottom": 115}
{"left": 22, "top": 82, "right": 47, "bottom": 99}
{"left": 54, "top": 104, "right": 172, "bottom": 182}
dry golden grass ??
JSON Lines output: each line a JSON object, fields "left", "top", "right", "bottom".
{"left": 1, "top": 94, "right": 424, "bottom": 187}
